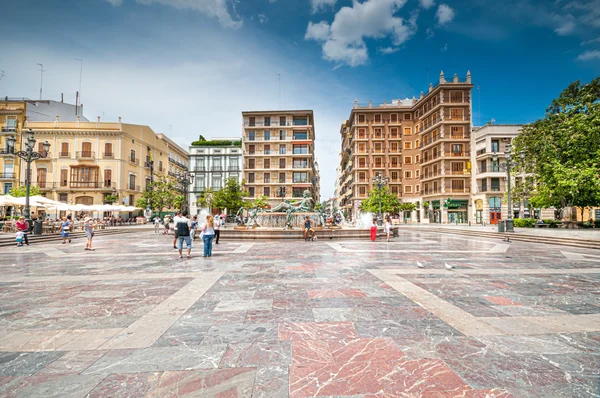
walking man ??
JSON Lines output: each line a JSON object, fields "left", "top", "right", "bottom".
{"left": 214, "top": 215, "right": 221, "bottom": 244}
{"left": 176, "top": 212, "right": 192, "bottom": 259}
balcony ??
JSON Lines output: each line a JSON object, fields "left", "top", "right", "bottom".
{"left": 449, "top": 152, "right": 470, "bottom": 157}
{"left": 0, "top": 148, "right": 15, "bottom": 157}
{"left": 60, "top": 152, "right": 71, "bottom": 158}
{"left": 447, "top": 187, "right": 469, "bottom": 193}
{"left": 244, "top": 120, "right": 292, "bottom": 127}
{"left": 144, "top": 162, "right": 152, "bottom": 168}
{"left": 76, "top": 151, "right": 95, "bottom": 159}
{"left": 228, "top": 166, "right": 240, "bottom": 171}
{"left": 0, "top": 172, "right": 16, "bottom": 179}
{"left": 168, "top": 157, "right": 187, "bottom": 169}
{"left": 68, "top": 181, "right": 108, "bottom": 189}
{"left": 1, "top": 126, "right": 17, "bottom": 133}
{"left": 478, "top": 185, "right": 503, "bottom": 193}
{"left": 129, "top": 157, "right": 139, "bottom": 165}
{"left": 211, "top": 166, "right": 223, "bottom": 171}
{"left": 423, "top": 188, "right": 442, "bottom": 195}
{"left": 37, "top": 153, "right": 51, "bottom": 161}
{"left": 103, "top": 152, "right": 114, "bottom": 158}
{"left": 128, "top": 184, "right": 141, "bottom": 192}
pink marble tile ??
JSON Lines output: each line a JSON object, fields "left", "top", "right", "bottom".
{"left": 292, "top": 340, "right": 333, "bottom": 365}
{"left": 87, "top": 372, "right": 160, "bottom": 398}
{"left": 148, "top": 368, "right": 256, "bottom": 397}
{"left": 483, "top": 296, "right": 522, "bottom": 306}
{"left": 307, "top": 289, "right": 367, "bottom": 299}
{"left": 328, "top": 338, "right": 406, "bottom": 364}
{"left": 279, "top": 322, "right": 360, "bottom": 341}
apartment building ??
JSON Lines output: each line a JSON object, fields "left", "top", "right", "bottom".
{"left": 21, "top": 117, "right": 187, "bottom": 215}
{"left": 241, "top": 110, "right": 320, "bottom": 207}
{"left": 337, "top": 71, "right": 473, "bottom": 223}
{"left": 189, "top": 138, "right": 242, "bottom": 215}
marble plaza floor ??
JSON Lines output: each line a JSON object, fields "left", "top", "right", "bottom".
{"left": 0, "top": 231, "right": 599, "bottom": 397}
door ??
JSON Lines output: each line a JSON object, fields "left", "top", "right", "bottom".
{"left": 37, "top": 168, "right": 47, "bottom": 188}
{"left": 490, "top": 212, "right": 501, "bottom": 225}
{"left": 82, "top": 142, "right": 92, "bottom": 157}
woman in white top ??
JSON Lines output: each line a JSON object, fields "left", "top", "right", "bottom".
{"left": 384, "top": 216, "right": 392, "bottom": 242}
{"left": 201, "top": 215, "right": 216, "bottom": 257}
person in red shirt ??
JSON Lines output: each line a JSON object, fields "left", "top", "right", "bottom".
{"left": 15, "top": 216, "right": 29, "bottom": 246}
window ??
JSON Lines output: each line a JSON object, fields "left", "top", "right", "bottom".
{"left": 196, "top": 174, "right": 205, "bottom": 188}
{"left": 480, "top": 179, "right": 488, "bottom": 192}
{"left": 416, "top": 154, "right": 420, "bottom": 163}
{"left": 249, "top": 187, "right": 255, "bottom": 197}
{"left": 415, "top": 170, "right": 420, "bottom": 178}
{"left": 390, "top": 142, "right": 399, "bottom": 153}
{"left": 59, "top": 193, "right": 68, "bottom": 203}
{"left": 416, "top": 185, "right": 420, "bottom": 192}
{"left": 212, "top": 176, "right": 222, "bottom": 190}
{"left": 491, "top": 178, "right": 500, "bottom": 191}
{"left": 358, "top": 172, "right": 366, "bottom": 182}
{"left": 404, "top": 171, "right": 412, "bottom": 179}
{"left": 249, "top": 131, "right": 255, "bottom": 141}
{"left": 451, "top": 126, "right": 464, "bottom": 137}
{"left": 359, "top": 186, "right": 366, "bottom": 196}
{"left": 264, "top": 144, "right": 270, "bottom": 155}
{"left": 248, "top": 173, "right": 255, "bottom": 183}
{"left": 374, "top": 142, "right": 382, "bottom": 153}
{"left": 5, "top": 116, "right": 17, "bottom": 130}
{"left": 264, "top": 173, "right": 271, "bottom": 183}
{"left": 293, "top": 158, "right": 308, "bottom": 168}
{"left": 248, "top": 159, "right": 255, "bottom": 169}
{"left": 451, "top": 180, "right": 465, "bottom": 192}
{"left": 450, "top": 91, "right": 464, "bottom": 103}
{"left": 264, "top": 130, "right": 271, "bottom": 141}
{"left": 390, "top": 128, "right": 398, "bottom": 138}
{"left": 249, "top": 117, "right": 255, "bottom": 126}
{"left": 264, "top": 159, "right": 270, "bottom": 169}
{"left": 374, "top": 114, "right": 382, "bottom": 123}
{"left": 158, "top": 160, "right": 163, "bottom": 172}
{"left": 293, "top": 145, "right": 308, "bottom": 154}
{"left": 279, "top": 144, "right": 286, "bottom": 154}
{"left": 279, "top": 130, "right": 286, "bottom": 140}
{"left": 104, "top": 169, "right": 112, "bottom": 187}
{"left": 280, "top": 116, "right": 286, "bottom": 126}
{"left": 489, "top": 197, "right": 501, "bottom": 209}
{"left": 452, "top": 144, "right": 463, "bottom": 155}
{"left": 358, "top": 143, "right": 366, "bottom": 153}
{"left": 213, "top": 158, "right": 222, "bottom": 171}
{"left": 404, "top": 113, "right": 411, "bottom": 120}
{"left": 374, "top": 128, "right": 382, "bottom": 138}
{"left": 37, "top": 168, "right": 47, "bottom": 188}
{"left": 404, "top": 142, "right": 412, "bottom": 150}
{"left": 279, "top": 158, "right": 286, "bottom": 168}
{"left": 128, "top": 174, "right": 136, "bottom": 190}
{"left": 358, "top": 114, "right": 366, "bottom": 123}
{"left": 404, "top": 156, "right": 412, "bottom": 164}
{"left": 403, "top": 127, "right": 411, "bottom": 136}
{"left": 230, "top": 158, "right": 239, "bottom": 170}
{"left": 358, "top": 157, "right": 366, "bottom": 167}
{"left": 450, "top": 108, "right": 464, "bottom": 120}
{"left": 390, "top": 114, "right": 398, "bottom": 123}
{"left": 279, "top": 172, "right": 286, "bottom": 183}
{"left": 264, "top": 187, "right": 271, "bottom": 197}
{"left": 81, "top": 142, "right": 92, "bottom": 157}
{"left": 390, "top": 156, "right": 399, "bottom": 167}
{"left": 404, "top": 185, "right": 412, "bottom": 193}
{"left": 104, "top": 143, "right": 113, "bottom": 157}
{"left": 391, "top": 171, "right": 399, "bottom": 181}
{"left": 130, "top": 149, "right": 136, "bottom": 162}
{"left": 60, "top": 142, "right": 69, "bottom": 157}
{"left": 293, "top": 131, "right": 308, "bottom": 140}
{"left": 451, "top": 162, "right": 464, "bottom": 174}
{"left": 358, "top": 128, "right": 366, "bottom": 139}
{"left": 71, "top": 167, "right": 99, "bottom": 188}
{"left": 264, "top": 117, "right": 270, "bottom": 127}
{"left": 293, "top": 117, "right": 308, "bottom": 126}
{"left": 391, "top": 185, "right": 399, "bottom": 194}
{"left": 60, "top": 169, "right": 68, "bottom": 187}
{"left": 374, "top": 157, "right": 383, "bottom": 168}
{"left": 491, "top": 140, "right": 500, "bottom": 153}
{"left": 293, "top": 172, "right": 308, "bottom": 183}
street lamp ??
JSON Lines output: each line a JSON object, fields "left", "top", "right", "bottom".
{"left": 492, "top": 144, "right": 525, "bottom": 231}
{"left": 277, "top": 186, "right": 287, "bottom": 201}
{"left": 174, "top": 172, "right": 194, "bottom": 213}
{"left": 6, "top": 129, "right": 50, "bottom": 225}
{"left": 371, "top": 172, "right": 389, "bottom": 226}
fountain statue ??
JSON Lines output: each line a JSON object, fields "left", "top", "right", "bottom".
{"left": 267, "top": 190, "right": 313, "bottom": 229}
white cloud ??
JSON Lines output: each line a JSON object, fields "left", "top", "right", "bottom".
{"left": 436, "top": 4, "right": 455, "bottom": 25}
{"left": 581, "top": 36, "right": 600, "bottom": 45}
{"left": 379, "top": 46, "right": 399, "bottom": 54}
{"left": 419, "top": 0, "right": 434, "bottom": 9}
{"left": 577, "top": 50, "right": 600, "bottom": 60}
{"left": 441, "top": 43, "right": 447, "bottom": 51}
{"left": 305, "top": 21, "right": 331, "bottom": 41}
{"left": 305, "top": 0, "right": 417, "bottom": 67}
{"left": 311, "top": 0, "right": 337, "bottom": 14}
{"left": 258, "top": 13, "right": 268, "bottom": 24}
{"left": 553, "top": 15, "right": 576, "bottom": 35}
{"left": 120, "top": 0, "right": 244, "bottom": 29}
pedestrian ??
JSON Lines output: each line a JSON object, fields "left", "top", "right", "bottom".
{"left": 384, "top": 215, "right": 392, "bottom": 242}
{"left": 16, "top": 230, "right": 24, "bottom": 247}
{"left": 15, "top": 216, "right": 29, "bottom": 246}
{"left": 214, "top": 215, "right": 221, "bottom": 244}
{"left": 163, "top": 216, "right": 170, "bottom": 235}
{"left": 370, "top": 218, "right": 377, "bottom": 241}
{"left": 190, "top": 215, "right": 198, "bottom": 241}
{"left": 200, "top": 215, "right": 215, "bottom": 257}
{"left": 84, "top": 217, "right": 95, "bottom": 251}
{"left": 176, "top": 212, "right": 192, "bottom": 259}
{"left": 61, "top": 215, "right": 72, "bottom": 244}
{"left": 303, "top": 216, "right": 314, "bottom": 241}
{"left": 154, "top": 216, "right": 161, "bottom": 233}
{"left": 172, "top": 212, "right": 182, "bottom": 249}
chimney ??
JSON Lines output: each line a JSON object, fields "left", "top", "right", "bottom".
{"left": 466, "top": 70, "right": 472, "bottom": 84}
{"left": 353, "top": 99, "right": 358, "bottom": 109}
{"left": 420, "top": 91, "right": 424, "bottom": 99}
{"left": 61, "top": 93, "right": 64, "bottom": 103}
{"left": 75, "top": 91, "right": 79, "bottom": 116}
{"left": 453, "top": 73, "right": 459, "bottom": 83}
{"left": 440, "top": 71, "right": 445, "bottom": 84}
{"left": 428, "top": 83, "right": 433, "bottom": 93}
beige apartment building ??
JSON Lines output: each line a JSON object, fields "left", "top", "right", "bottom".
{"left": 241, "top": 110, "right": 320, "bottom": 207}
{"left": 20, "top": 117, "right": 187, "bottom": 215}
{"left": 338, "top": 71, "right": 473, "bottom": 223}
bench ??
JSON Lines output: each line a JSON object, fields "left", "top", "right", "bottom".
{"left": 534, "top": 224, "right": 549, "bottom": 228}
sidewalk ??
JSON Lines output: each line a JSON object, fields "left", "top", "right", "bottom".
{"left": 402, "top": 223, "right": 600, "bottom": 241}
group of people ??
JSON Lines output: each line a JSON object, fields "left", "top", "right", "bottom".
{"left": 15, "top": 214, "right": 96, "bottom": 251}
{"left": 370, "top": 216, "right": 393, "bottom": 242}
{"left": 156, "top": 212, "right": 224, "bottom": 258}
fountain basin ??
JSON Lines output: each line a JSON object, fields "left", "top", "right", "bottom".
{"left": 253, "top": 212, "right": 321, "bottom": 229}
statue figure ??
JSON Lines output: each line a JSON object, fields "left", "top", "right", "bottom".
{"left": 245, "top": 207, "right": 260, "bottom": 228}
{"left": 267, "top": 190, "right": 314, "bottom": 229}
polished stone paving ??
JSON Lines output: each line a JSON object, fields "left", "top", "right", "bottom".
{"left": 0, "top": 231, "right": 599, "bottom": 397}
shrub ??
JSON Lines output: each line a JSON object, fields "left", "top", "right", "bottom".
{"left": 542, "top": 219, "right": 560, "bottom": 228}
{"left": 514, "top": 218, "right": 536, "bottom": 228}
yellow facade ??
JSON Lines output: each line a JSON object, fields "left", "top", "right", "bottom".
{"left": 0, "top": 100, "right": 26, "bottom": 194}
{"left": 20, "top": 118, "right": 187, "bottom": 214}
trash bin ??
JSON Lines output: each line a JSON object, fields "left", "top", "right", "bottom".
{"left": 33, "top": 220, "right": 43, "bottom": 235}
{"left": 497, "top": 220, "right": 505, "bottom": 233}
{"left": 505, "top": 219, "right": 514, "bottom": 232}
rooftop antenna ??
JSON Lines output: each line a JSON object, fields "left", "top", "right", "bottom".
{"left": 36, "top": 63, "right": 45, "bottom": 100}
{"left": 276, "top": 73, "right": 281, "bottom": 110}
{"left": 75, "top": 58, "right": 83, "bottom": 115}
{"left": 477, "top": 85, "right": 481, "bottom": 127}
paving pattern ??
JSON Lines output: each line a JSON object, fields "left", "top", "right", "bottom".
{"left": 0, "top": 230, "right": 599, "bottom": 397}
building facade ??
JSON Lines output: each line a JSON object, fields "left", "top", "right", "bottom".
{"left": 188, "top": 139, "right": 242, "bottom": 215}
{"left": 241, "top": 110, "right": 320, "bottom": 207}
{"left": 20, "top": 117, "right": 187, "bottom": 217}
{"left": 337, "top": 71, "right": 473, "bottom": 223}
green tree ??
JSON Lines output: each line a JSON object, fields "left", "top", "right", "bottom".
{"left": 9, "top": 185, "right": 42, "bottom": 197}
{"left": 213, "top": 178, "right": 249, "bottom": 213}
{"left": 359, "top": 186, "right": 401, "bottom": 214}
{"left": 103, "top": 194, "right": 118, "bottom": 204}
{"left": 135, "top": 174, "right": 181, "bottom": 213}
{"left": 512, "top": 77, "right": 600, "bottom": 219}
{"left": 196, "top": 188, "right": 215, "bottom": 210}
{"left": 252, "top": 195, "right": 269, "bottom": 209}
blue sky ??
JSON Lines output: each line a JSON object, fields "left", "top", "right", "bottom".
{"left": 1, "top": 0, "right": 599, "bottom": 198}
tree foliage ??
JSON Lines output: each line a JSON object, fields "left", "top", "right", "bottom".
{"left": 359, "top": 186, "right": 401, "bottom": 213}
{"left": 10, "top": 185, "right": 41, "bottom": 197}
{"left": 136, "top": 174, "right": 181, "bottom": 213}
{"left": 512, "top": 77, "right": 600, "bottom": 213}
{"left": 196, "top": 188, "right": 215, "bottom": 209}
{"left": 252, "top": 195, "right": 269, "bottom": 209}
{"left": 398, "top": 202, "right": 417, "bottom": 212}
{"left": 213, "top": 178, "right": 249, "bottom": 212}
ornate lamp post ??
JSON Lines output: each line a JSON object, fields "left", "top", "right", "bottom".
{"left": 174, "top": 172, "right": 194, "bottom": 213}
{"left": 492, "top": 144, "right": 525, "bottom": 231}
{"left": 371, "top": 172, "right": 389, "bottom": 226}
{"left": 277, "top": 186, "right": 287, "bottom": 201}
{"left": 7, "top": 129, "right": 50, "bottom": 225}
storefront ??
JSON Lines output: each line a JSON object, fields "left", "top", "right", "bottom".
{"left": 431, "top": 200, "right": 441, "bottom": 223}
{"left": 447, "top": 200, "right": 468, "bottom": 223}
{"left": 475, "top": 199, "right": 483, "bottom": 224}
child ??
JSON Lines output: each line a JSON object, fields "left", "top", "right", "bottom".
{"left": 16, "top": 231, "right": 24, "bottom": 247}
{"left": 384, "top": 216, "right": 392, "bottom": 242}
